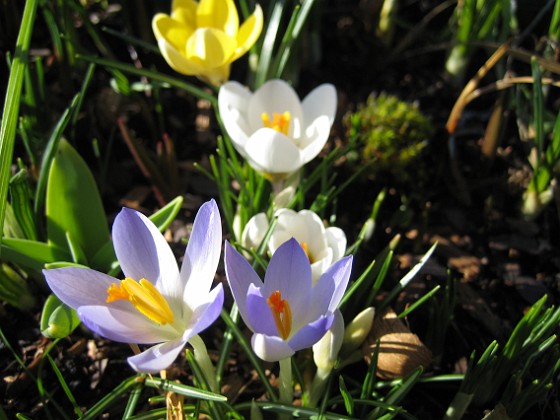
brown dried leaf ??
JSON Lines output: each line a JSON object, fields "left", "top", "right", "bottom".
{"left": 363, "top": 308, "right": 432, "bottom": 379}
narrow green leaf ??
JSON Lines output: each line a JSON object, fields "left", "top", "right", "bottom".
{"left": 8, "top": 169, "right": 37, "bottom": 240}
{"left": 149, "top": 195, "right": 184, "bottom": 231}
{"left": 0, "top": 0, "right": 38, "bottom": 252}
{"left": 1, "top": 237, "right": 70, "bottom": 272}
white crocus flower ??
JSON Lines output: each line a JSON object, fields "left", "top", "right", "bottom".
{"left": 242, "top": 208, "right": 346, "bottom": 284}
{"left": 218, "top": 79, "right": 337, "bottom": 181}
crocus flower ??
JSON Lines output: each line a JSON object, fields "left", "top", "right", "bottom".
{"left": 242, "top": 209, "right": 347, "bottom": 283}
{"left": 225, "top": 238, "right": 352, "bottom": 362}
{"left": 43, "top": 199, "right": 223, "bottom": 373}
{"left": 218, "top": 79, "right": 337, "bottom": 180}
{"left": 152, "top": 0, "right": 263, "bottom": 86}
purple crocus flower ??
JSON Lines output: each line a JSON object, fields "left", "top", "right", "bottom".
{"left": 43, "top": 199, "right": 224, "bottom": 373}
{"left": 224, "top": 238, "right": 353, "bottom": 362}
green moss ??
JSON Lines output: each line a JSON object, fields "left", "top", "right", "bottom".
{"left": 343, "top": 92, "right": 434, "bottom": 177}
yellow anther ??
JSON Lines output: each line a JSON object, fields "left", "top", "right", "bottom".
{"left": 106, "top": 278, "right": 174, "bottom": 325}
{"left": 261, "top": 111, "right": 291, "bottom": 136}
{"left": 266, "top": 290, "right": 292, "bottom": 340}
{"left": 300, "top": 241, "right": 314, "bottom": 264}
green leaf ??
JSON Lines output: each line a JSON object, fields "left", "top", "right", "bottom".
{"left": 1, "top": 237, "right": 70, "bottom": 272}
{"left": 0, "top": 263, "right": 35, "bottom": 310}
{"left": 0, "top": 0, "right": 38, "bottom": 252}
{"left": 46, "top": 139, "right": 110, "bottom": 260}
{"left": 40, "top": 294, "right": 81, "bottom": 339}
{"left": 149, "top": 195, "right": 184, "bottom": 231}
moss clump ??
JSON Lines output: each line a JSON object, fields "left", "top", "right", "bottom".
{"left": 343, "top": 92, "right": 434, "bottom": 178}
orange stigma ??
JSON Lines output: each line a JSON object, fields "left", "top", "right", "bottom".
{"left": 266, "top": 290, "right": 292, "bottom": 340}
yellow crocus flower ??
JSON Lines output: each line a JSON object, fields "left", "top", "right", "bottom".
{"left": 152, "top": 0, "right": 263, "bottom": 86}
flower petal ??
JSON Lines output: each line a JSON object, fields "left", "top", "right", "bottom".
{"left": 152, "top": 14, "right": 191, "bottom": 52}
{"left": 78, "top": 305, "right": 174, "bottom": 344}
{"left": 241, "top": 212, "right": 269, "bottom": 251}
{"left": 44, "top": 267, "right": 174, "bottom": 344}
{"left": 232, "top": 4, "right": 264, "bottom": 60}
{"left": 189, "top": 283, "right": 224, "bottom": 336}
{"left": 224, "top": 241, "right": 264, "bottom": 325}
{"left": 171, "top": 0, "right": 197, "bottom": 28}
{"left": 262, "top": 238, "right": 312, "bottom": 327}
{"left": 310, "top": 256, "right": 353, "bottom": 320}
{"left": 245, "top": 284, "right": 277, "bottom": 336}
{"left": 197, "top": 0, "right": 239, "bottom": 37}
{"left": 182, "top": 199, "right": 222, "bottom": 307}
{"left": 312, "top": 310, "right": 344, "bottom": 371}
{"left": 325, "top": 227, "right": 347, "bottom": 262}
{"left": 288, "top": 314, "right": 333, "bottom": 353}
{"left": 185, "top": 28, "right": 236, "bottom": 70}
{"left": 156, "top": 37, "right": 207, "bottom": 76}
{"left": 251, "top": 333, "right": 295, "bottom": 362}
{"left": 218, "top": 81, "right": 252, "bottom": 150}
{"left": 247, "top": 80, "right": 304, "bottom": 137}
{"left": 127, "top": 337, "right": 188, "bottom": 373}
{"left": 244, "top": 129, "right": 303, "bottom": 174}
{"left": 300, "top": 84, "right": 337, "bottom": 161}
{"left": 112, "top": 208, "right": 182, "bottom": 301}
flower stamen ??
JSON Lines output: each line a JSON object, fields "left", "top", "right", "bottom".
{"left": 267, "top": 290, "right": 292, "bottom": 340}
{"left": 262, "top": 111, "right": 291, "bottom": 136}
{"left": 300, "top": 241, "right": 315, "bottom": 264}
{"left": 106, "top": 278, "right": 174, "bottom": 325}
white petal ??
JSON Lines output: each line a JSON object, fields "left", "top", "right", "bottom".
{"left": 247, "top": 80, "right": 304, "bottom": 138}
{"left": 244, "top": 129, "right": 304, "bottom": 174}
{"left": 218, "top": 81, "right": 252, "bottom": 151}
{"left": 251, "top": 333, "right": 294, "bottom": 362}
{"left": 182, "top": 199, "right": 222, "bottom": 308}
{"left": 112, "top": 208, "right": 181, "bottom": 301}
{"left": 325, "top": 227, "right": 347, "bottom": 262}
{"left": 300, "top": 83, "right": 336, "bottom": 148}
{"left": 241, "top": 212, "right": 269, "bottom": 251}
{"left": 127, "top": 337, "right": 188, "bottom": 373}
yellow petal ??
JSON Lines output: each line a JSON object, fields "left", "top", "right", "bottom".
{"left": 232, "top": 4, "right": 264, "bottom": 61}
{"left": 185, "top": 28, "right": 236, "bottom": 69}
{"left": 197, "top": 0, "right": 239, "bottom": 37}
{"left": 199, "top": 64, "right": 231, "bottom": 86}
{"left": 171, "top": 0, "right": 197, "bottom": 29}
{"left": 152, "top": 14, "right": 190, "bottom": 53}
{"left": 157, "top": 37, "right": 206, "bottom": 76}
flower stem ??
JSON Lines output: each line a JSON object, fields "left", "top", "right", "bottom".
{"left": 279, "top": 357, "right": 293, "bottom": 414}
{"left": 190, "top": 334, "right": 218, "bottom": 393}
{"left": 308, "top": 367, "right": 330, "bottom": 408}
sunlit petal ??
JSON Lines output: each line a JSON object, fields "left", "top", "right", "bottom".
{"left": 218, "top": 81, "right": 252, "bottom": 150}
{"left": 224, "top": 241, "right": 263, "bottom": 325}
{"left": 232, "top": 5, "right": 264, "bottom": 60}
{"left": 325, "top": 227, "right": 347, "bottom": 262}
{"left": 244, "top": 129, "right": 303, "bottom": 174}
{"left": 171, "top": 0, "right": 197, "bottom": 28}
{"left": 127, "top": 337, "right": 189, "bottom": 373}
{"left": 185, "top": 28, "right": 236, "bottom": 69}
{"left": 156, "top": 38, "right": 206, "bottom": 75}
{"left": 197, "top": 0, "right": 239, "bottom": 36}
{"left": 245, "top": 284, "right": 277, "bottom": 336}
{"left": 262, "top": 238, "right": 312, "bottom": 324}
{"left": 152, "top": 14, "right": 191, "bottom": 52}
{"left": 189, "top": 284, "right": 224, "bottom": 336}
{"left": 251, "top": 333, "right": 295, "bottom": 362}
{"left": 182, "top": 199, "right": 222, "bottom": 306}
{"left": 112, "top": 208, "right": 182, "bottom": 301}
{"left": 288, "top": 315, "right": 333, "bottom": 353}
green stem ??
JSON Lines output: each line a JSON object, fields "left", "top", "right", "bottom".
{"left": 308, "top": 367, "right": 330, "bottom": 408}
{"left": 279, "top": 357, "right": 293, "bottom": 419}
{"left": 444, "top": 392, "right": 474, "bottom": 420}
{"left": 190, "top": 334, "right": 218, "bottom": 393}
